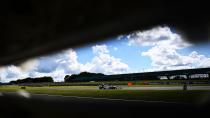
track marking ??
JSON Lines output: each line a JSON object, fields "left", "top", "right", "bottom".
{"left": 2, "top": 91, "right": 192, "bottom": 104}
{"left": 32, "top": 93, "right": 191, "bottom": 105}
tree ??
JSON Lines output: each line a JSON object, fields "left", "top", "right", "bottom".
{"left": 64, "top": 72, "right": 105, "bottom": 82}
{"left": 9, "top": 76, "right": 54, "bottom": 84}
{"left": 64, "top": 75, "right": 71, "bottom": 82}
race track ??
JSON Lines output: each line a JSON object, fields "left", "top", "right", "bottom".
{"left": 47, "top": 85, "right": 210, "bottom": 90}
{"left": 122, "top": 86, "right": 210, "bottom": 90}
{"left": 0, "top": 92, "right": 201, "bottom": 118}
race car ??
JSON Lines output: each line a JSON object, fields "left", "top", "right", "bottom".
{"left": 98, "top": 84, "right": 121, "bottom": 90}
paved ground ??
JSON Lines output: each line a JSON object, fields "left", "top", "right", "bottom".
{"left": 48, "top": 86, "right": 210, "bottom": 90}
{"left": 122, "top": 86, "right": 210, "bottom": 90}
{"left": 1, "top": 86, "right": 210, "bottom": 118}
{"left": 0, "top": 92, "right": 204, "bottom": 118}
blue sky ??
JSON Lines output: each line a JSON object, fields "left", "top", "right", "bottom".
{"left": 76, "top": 38, "right": 152, "bottom": 73}
{"left": 0, "top": 26, "right": 210, "bottom": 82}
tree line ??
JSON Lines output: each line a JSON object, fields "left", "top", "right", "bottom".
{"left": 9, "top": 76, "right": 54, "bottom": 84}
{"left": 8, "top": 71, "right": 209, "bottom": 84}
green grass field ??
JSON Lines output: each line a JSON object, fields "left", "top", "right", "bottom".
{"left": 1, "top": 85, "right": 210, "bottom": 103}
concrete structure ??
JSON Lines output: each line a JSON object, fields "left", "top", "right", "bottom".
{"left": 68, "top": 68, "right": 210, "bottom": 82}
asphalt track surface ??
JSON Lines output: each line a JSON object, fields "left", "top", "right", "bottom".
{"left": 123, "top": 86, "right": 210, "bottom": 90}
{"left": 47, "top": 86, "right": 210, "bottom": 90}
{"left": 0, "top": 92, "right": 210, "bottom": 118}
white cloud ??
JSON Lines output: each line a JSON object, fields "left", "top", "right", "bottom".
{"left": 85, "top": 45, "right": 129, "bottom": 74}
{"left": 142, "top": 48, "right": 210, "bottom": 70}
{"left": 0, "top": 65, "right": 28, "bottom": 82}
{"left": 92, "top": 44, "right": 109, "bottom": 55}
{"left": 19, "top": 59, "right": 38, "bottom": 72}
{"left": 128, "top": 26, "right": 191, "bottom": 49}
{"left": 199, "top": 58, "right": 210, "bottom": 68}
{"left": 31, "top": 49, "right": 85, "bottom": 81}
{"left": 86, "top": 54, "right": 128, "bottom": 75}
{"left": 0, "top": 45, "right": 129, "bottom": 82}
{"left": 127, "top": 26, "right": 210, "bottom": 71}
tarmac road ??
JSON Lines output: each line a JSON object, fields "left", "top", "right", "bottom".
{"left": 47, "top": 86, "right": 210, "bottom": 90}
{"left": 122, "top": 86, "right": 210, "bottom": 90}
{"left": 0, "top": 92, "right": 209, "bottom": 118}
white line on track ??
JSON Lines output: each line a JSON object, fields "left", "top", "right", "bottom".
{"left": 32, "top": 93, "right": 191, "bottom": 105}
{"left": 1, "top": 91, "right": 192, "bottom": 104}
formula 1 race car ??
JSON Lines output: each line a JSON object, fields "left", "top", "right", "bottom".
{"left": 98, "top": 84, "right": 121, "bottom": 90}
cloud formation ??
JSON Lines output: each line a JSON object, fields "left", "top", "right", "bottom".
{"left": 128, "top": 26, "right": 191, "bottom": 48}
{"left": 93, "top": 44, "right": 109, "bottom": 54}
{"left": 0, "top": 45, "right": 129, "bottom": 82}
{"left": 86, "top": 45, "right": 129, "bottom": 74}
{"left": 0, "top": 66, "right": 27, "bottom": 82}
{"left": 127, "top": 26, "right": 210, "bottom": 71}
